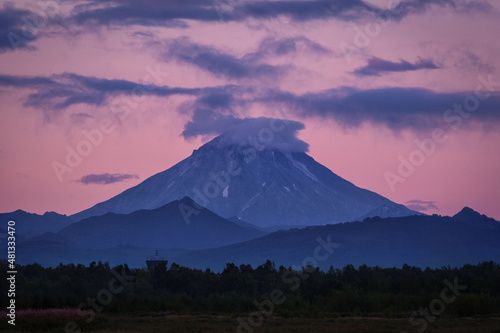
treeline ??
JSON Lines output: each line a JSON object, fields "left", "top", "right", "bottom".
{"left": 2, "top": 260, "right": 500, "bottom": 317}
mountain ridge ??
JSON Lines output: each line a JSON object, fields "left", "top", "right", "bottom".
{"left": 173, "top": 207, "right": 500, "bottom": 271}
{"left": 0, "top": 209, "right": 73, "bottom": 238}
{"left": 5, "top": 206, "right": 498, "bottom": 270}
{"left": 59, "top": 196, "right": 267, "bottom": 250}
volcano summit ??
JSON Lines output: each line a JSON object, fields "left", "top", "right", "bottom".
{"left": 72, "top": 118, "right": 418, "bottom": 226}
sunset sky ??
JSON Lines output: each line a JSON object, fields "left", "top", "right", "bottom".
{"left": 1, "top": 0, "right": 499, "bottom": 220}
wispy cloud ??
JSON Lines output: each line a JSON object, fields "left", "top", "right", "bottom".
{"left": 67, "top": 0, "right": 491, "bottom": 28}
{"left": 156, "top": 35, "right": 330, "bottom": 81}
{"left": 259, "top": 86, "right": 500, "bottom": 131}
{"left": 0, "top": 6, "right": 39, "bottom": 53}
{"left": 0, "top": 72, "right": 252, "bottom": 122}
{"left": 70, "top": 1, "right": 192, "bottom": 28}
{"left": 449, "top": 47, "right": 495, "bottom": 73}
{"left": 180, "top": 83, "right": 500, "bottom": 134}
{"left": 159, "top": 37, "right": 286, "bottom": 80}
{"left": 2, "top": 0, "right": 492, "bottom": 58}
{"left": 236, "top": 0, "right": 377, "bottom": 22}
{"left": 389, "top": 0, "right": 492, "bottom": 20}
{"left": 4, "top": 72, "right": 500, "bottom": 134}
{"left": 69, "top": 0, "right": 375, "bottom": 26}
{"left": 0, "top": 73, "right": 202, "bottom": 116}
{"left": 353, "top": 57, "right": 439, "bottom": 77}
{"left": 75, "top": 173, "right": 139, "bottom": 185}
{"left": 406, "top": 199, "right": 439, "bottom": 212}
{"left": 247, "top": 36, "right": 332, "bottom": 60}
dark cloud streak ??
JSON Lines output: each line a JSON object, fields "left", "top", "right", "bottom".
{"left": 406, "top": 199, "right": 439, "bottom": 212}
{"left": 389, "top": 0, "right": 492, "bottom": 20}
{"left": 158, "top": 36, "right": 329, "bottom": 81}
{"left": 246, "top": 36, "right": 332, "bottom": 60}
{"left": 239, "top": 0, "right": 375, "bottom": 21}
{"left": 76, "top": 173, "right": 139, "bottom": 185}
{"left": 0, "top": 73, "right": 203, "bottom": 114}
{"left": 68, "top": 0, "right": 491, "bottom": 27}
{"left": 160, "top": 37, "right": 285, "bottom": 80}
{"left": 3, "top": 72, "right": 500, "bottom": 133}
{"left": 0, "top": 6, "right": 38, "bottom": 53}
{"left": 258, "top": 86, "right": 500, "bottom": 131}
{"left": 353, "top": 57, "right": 439, "bottom": 77}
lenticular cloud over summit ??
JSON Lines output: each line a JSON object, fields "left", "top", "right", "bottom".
{"left": 182, "top": 111, "right": 309, "bottom": 153}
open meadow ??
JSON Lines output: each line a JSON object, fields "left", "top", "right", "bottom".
{"left": 2, "top": 311, "right": 500, "bottom": 333}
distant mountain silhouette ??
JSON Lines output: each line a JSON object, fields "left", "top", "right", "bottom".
{"left": 6, "top": 205, "right": 498, "bottom": 270}
{"left": 173, "top": 208, "right": 500, "bottom": 271}
{"left": 59, "top": 197, "right": 267, "bottom": 250}
{"left": 353, "top": 203, "right": 423, "bottom": 221}
{"left": 0, "top": 210, "right": 73, "bottom": 237}
{"left": 453, "top": 207, "right": 499, "bottom": 228}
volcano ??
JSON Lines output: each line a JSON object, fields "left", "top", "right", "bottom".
{"left": 71, "top": 119, "right": 418, "bottom": 227}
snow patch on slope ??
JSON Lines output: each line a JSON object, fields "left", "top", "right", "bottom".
{"left": 285, "top": 153, "right": 318, "bottom": 181}
{"left": 241, "top": 193, "right": 261, "bottom": 212}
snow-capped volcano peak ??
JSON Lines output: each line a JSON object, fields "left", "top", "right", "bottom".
{"left": 72, "top": 124, "right": 418, "bottom": 227}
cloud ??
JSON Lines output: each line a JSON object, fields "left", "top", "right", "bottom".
{"left": 159, "top": 37, "right": 288, "bottom": 80}
{"left": 69, "top": 0, "right": 375, "bottom": 26}
{"left": 71, "top": 1, "right": 192, "bottom": 28}
{"left": 177, "top": 82, "right": 500, "bottom": 135}
{"left": 238, "top": 0, "right": 377, "bottom": 22}
{"left": 182, "top": 109, "right": 240, "bottom": 139}
{"left": 353, "top": 57, "right": 439, "bottom": 77}
{"left": 0, "top": 72, "right": 203, "bottom": 117}
{"left": 406, "top": 199, "right": 439, "bottom": 212}
{"left": 239, "top": 0, "right": 489, "bottom": 23}
{"left": 449, "top": 47, "right": 495, "bottom": 73}
{"left": 248, "top": 36, "right": 331, "bottom": 59}
{"left": 0, "top": 6, "right": 39, "bottom": 53}
{"left": 157, "top": 36, "right": 330, "bottom": 81}
{"left": 5, "top": 71, "right": 500, "bottom": 134}
{"left": 182, "top": 110, "right": 309, "bottom": 153}
{"left": 391, "top": 0, "right": 492, "bottom": 19}
{"left": 71, "top": 112, "right": 94, "bottom": 124}
{"left": 195, "top": 91, "right": 236, "bottom": 110}
{"left": 75, "top": 173, "right": 139, "bottom": 185}
{"left": 454, "top": 0, "right": 494, "bottom": 13}
{"left": 0, "top": 72, "right": 252, "bottom": 125}
{"left": 260, "top": 86, "right": 500, "bottom": 131}
{"left": 67, "top": 0, "right": 490, "bottom": 27}
{"left": 2, "top": 0, "right": 491, "bottom": 52}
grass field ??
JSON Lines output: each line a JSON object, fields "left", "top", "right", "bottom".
{"left": 2, "top": 310, "right": 500, "bottom": 333}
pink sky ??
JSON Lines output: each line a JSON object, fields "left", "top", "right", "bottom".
{"left": 0, "top": 0, "right": 499, "bottom": 220}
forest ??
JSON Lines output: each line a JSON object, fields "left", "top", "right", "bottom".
{"left": 2, "top": 259, "right": 500, "bottom": 319}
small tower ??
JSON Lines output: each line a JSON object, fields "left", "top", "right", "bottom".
{"left": 146, "top": 249, "right": 168, "bottom": 269}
